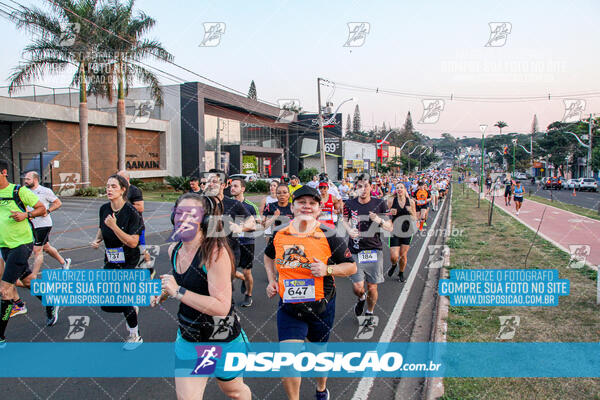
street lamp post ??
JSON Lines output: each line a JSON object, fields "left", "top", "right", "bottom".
{"left": 317, "top": 77, "right": 356, "bottom": 175}
{"left": 399, "top": 139, "right": 415, "bottom": 174}
{"left": 511, "top": 138, "right": 517, "bottom": 175}
{"left": 479, "top": 124, "right": 487, "bottom": 208}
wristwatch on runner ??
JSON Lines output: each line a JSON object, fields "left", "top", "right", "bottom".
{"left": 174, "top": 286, "right": 187, "bottom": 301}
{"left": 327, "top": 266, "right": 334, "bottom": 276}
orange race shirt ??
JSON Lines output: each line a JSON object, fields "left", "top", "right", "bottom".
{"left": 415, "top": 189, "right": 429, "bottom": 206}
{"left": 265, "top": 222, "right": 354, "bottom": 302}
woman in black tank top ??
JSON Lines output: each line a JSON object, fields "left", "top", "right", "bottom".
{"left": 153, "top": 193, "right": 251, "bottom": 399}
{"left": 386, "top": 184, "right": 417, "bottom": 281}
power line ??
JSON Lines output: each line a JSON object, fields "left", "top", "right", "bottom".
{"left": 324, "top": 80, "right": 600, "bottom": 103}
{"left": 25, "top": 0, "right": 280, "bottom": 107}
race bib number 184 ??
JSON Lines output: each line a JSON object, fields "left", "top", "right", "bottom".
{"left": 358, "top": 250, "right": 377, "bottom": 263}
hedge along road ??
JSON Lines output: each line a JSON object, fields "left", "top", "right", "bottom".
{"left": 2, "top": 193, "right": 452, "bottom": 400}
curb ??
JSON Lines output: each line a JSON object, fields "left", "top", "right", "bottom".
{"left": 425, "top": 196, "right": 452, "bottom": 400}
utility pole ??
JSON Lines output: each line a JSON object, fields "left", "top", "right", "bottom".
{"left": 216, "top": 117, "right": 221, "bottom": 170}
{"left": 317, "top": 78, "right": 326, "bottom": 174}
{"left": 479, "top": 124, "right": 487, "bottom": 208}
{"left": 588, "top": 113, "right": 594, "bottom": 178}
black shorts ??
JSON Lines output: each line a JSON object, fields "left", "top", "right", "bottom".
{"left": 1, "top": 243, "right": 33, "bottom": 284}
{"left": 416, "top": 204, "right": 429, "bottom": 212}
{"left": 390, "top": 236, "right": 412, "bottom": 247}
{"left": 33, "top": 227, "right": 52, "bottom": 246}
{"left": 439, "top": 189, "right": 446, "bottom": 194}
{"left": 239, "top": 243, "right": 255, "bottom": 269}
{"left": 504, "top": 190, "right": 512, "bottom": 197}
{"left": 514, "top": 196, "right": 523, "bottom": 203}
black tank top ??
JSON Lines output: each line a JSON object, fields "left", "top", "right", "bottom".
{"left": 391, "top": 196, "right": 412, "bottom": 233}
{"left": 171, "top": 242, "right": 240, "bottom": 342}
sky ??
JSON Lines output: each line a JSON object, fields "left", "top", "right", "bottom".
{"left": 1, "top": 0, "right": 599, "bottom": 138}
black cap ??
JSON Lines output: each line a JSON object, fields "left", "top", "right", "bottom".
{"left": 292, "top": 185, "right": 321, "bottom": 202}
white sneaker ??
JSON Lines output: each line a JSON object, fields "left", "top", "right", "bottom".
{"left": 516, "top": 211, "right": 519, "bottom": 216}
{"left": 63, "top": 258, "right": 71, "bottom": 270}
{"left": 123, "top": 333, "right": 143, "bottom": 351}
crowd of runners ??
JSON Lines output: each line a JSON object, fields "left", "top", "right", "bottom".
{"left": 0, "top": 162, "right": 452, "bottom": 400}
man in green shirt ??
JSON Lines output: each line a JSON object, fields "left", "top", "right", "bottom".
{"left": 0, "top": 160, "right": 53, "bottom": 346}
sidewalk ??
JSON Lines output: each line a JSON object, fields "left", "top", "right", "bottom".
{"left": 469, "top": 184, "right": 600, "bottom": 267}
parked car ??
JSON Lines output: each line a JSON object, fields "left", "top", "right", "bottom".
{"left": 229, "top": 173, "right": 260, "bottom": 182}
{"left": 563, "top": 179, "right": 581, "bottom": 190}
{"left": 543, "top": 177, "right": 562, "bottom": 190}
{"left": 514, "top": 172, "right": 528, "bottom": 180}
{"left": 578, "top": 178, "right": 598, "bottom": 192}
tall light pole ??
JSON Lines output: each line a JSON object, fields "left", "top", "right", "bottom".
{"left": 399, "top": 139, "right": 415, "bottom": 174}
{"left": 317, "top": 78, "right": 325, "bottom": 173}
{"left": 479, "top": 124, "right": 487, "bottom": 208}
{"left": 317, "top": 77, "right": 356, "bottom": 174}
{"left": 587, "top": 114, "right": 595, "bottom": 178}
{"left": 511, "top": 138, "right": 517, "bottom": 175}
{"left": 408, "top": 144, "right": 424, "bottom": 175}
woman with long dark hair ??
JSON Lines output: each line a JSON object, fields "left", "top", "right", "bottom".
{"left": 154, "top": 193, "right": 251, "bottom": 399}
{"left": 91, "top": 174, "right": 143, "bottom": 349}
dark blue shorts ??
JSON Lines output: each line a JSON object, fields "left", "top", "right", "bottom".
{"left": 277, "top": 296, "right": 336, "bottom": 343}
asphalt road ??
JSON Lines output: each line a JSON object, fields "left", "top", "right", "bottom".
{"left": 1, "top": 194, "right": 451, "bottom": 400}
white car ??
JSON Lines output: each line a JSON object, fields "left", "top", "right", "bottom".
{"left": 563, "top": 179, "right": 580, "bottom": 190}
{"left": 514, "top": 172, "right": 528, "bottom": 180}
{"left": 578, "top": 178, "right": 598, "bottom": 192}
{"left": 229, "top": 173, "right": 260, "bottom": 182}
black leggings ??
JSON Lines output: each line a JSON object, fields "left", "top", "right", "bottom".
{"left": 101, "top": 305, "right": 138, "bottom": 328}
{"left": 100, "top": 263, "right": 138, "bottom": 328}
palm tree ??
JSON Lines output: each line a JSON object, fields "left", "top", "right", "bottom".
{"left": 96, "top": 0, "right": 173, "bottom": 170}
{"left": 494, "top": 121, "right": 508, "bottom": 134}
{"left": 8, "top": 0, "right": 104, "bottom": 188}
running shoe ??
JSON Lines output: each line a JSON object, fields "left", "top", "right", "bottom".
{"left": 423, "top": 222, "right": 427, "bottom": 227}
{"left": 63, "top": 258, "right": 71, "bottom": 270}
{"left": 240, "top": 295, "right": 252, "bottom": 307}
{"left": 315, "top": 388, "right": 330, "bottom": 400}
{"left": 123, "top": 333, "right": 144, "bottom": 351}
{"left": 46, "top": 306, "right": 59, "bottom": 327}
{"left": 149, "top": 267, "right": 156, "bottom": 279}
{"left": 354, "top": 298, "right": 366, "bottom": 317}
{"left": 10, "top": 303, "right": 27, "bottom": 318}
{"left": 240, "top": 279, "right": 246, "bottom": 295}
{"left": 516, "top": 211, "right": 519, "bottom": 216}
{"left": 398, "top": 271, "right": 406, "bottom": 282}
{"left": 387, "top": 263, "right": 397, "bottom": 277}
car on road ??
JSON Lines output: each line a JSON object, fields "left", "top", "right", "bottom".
{"left": 578, "top": 178, "right": 598, "bottom": 192}
{"left": 544, "top": 176, "right": 563, "bottom": 190}
{"left": 563, "top": 179, "right": 581, "bottom": 190}
{"left": 228, "top": 173, "right": 271, "bottom": 183}
{"left": 514, "top": 172, "right": 528, "bottom": 180}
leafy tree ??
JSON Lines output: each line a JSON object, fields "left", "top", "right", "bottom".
{"left": 346, "top": 114, "right": 351, "bottom": 136}
{"left": 352, "top": 104, "right": 361, "bottom": 133}
{"left": 8, "top": 0, "right": 106, "bottom": 187}
{"left": 248, "top": 80, "right": 256, "bottom": 99}
{"left": 494, "top": 121, "right": 508, "bottom": 134}
{"left": 97, "top": 0, "right": 174, "bottom": 170}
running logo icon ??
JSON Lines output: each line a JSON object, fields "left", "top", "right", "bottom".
{"left": 133, "top": 100, "right": 155, "bottom": 123}
{"left": 210, "top": 316, "right": 236, "bottom": 340}
{"left": 192, "top": 345, "right": 222, "bottom": 375}
{"left": 344, "top": 22, "right": 370, "bottom": 47}
{"left": 65, "top": 316, "right": 90, "bottom": 340}
{"left": 276, "top": 99, "right": 301, "bottom": 123}
{"left": 58, "top": 23, "right": 80, "bottom": 47}
{"left": 426, "top": 245, "right": 448, "bottom": 269}
{"left": 485, "top": 22, "right": 512, "bottom": 47}
{"left": 568, "top": 245, "right": 590, "bottom": 269}
{"left": 57, "top": 173, "right": 80, "bottom": 196}
{"left": 562, "top": 99, "right": 586, "bottom": 123}
{"left": 496, "top": 316, "right": 520, "bottom": 340}
{"left": 199, "top": 22, "right": 226, "bottom": 47}
{"left": 354, "top": 316, "right": 379, "bottom": 340}
{"left": 419, "top": 99, "right": 445, "bottom": 124}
